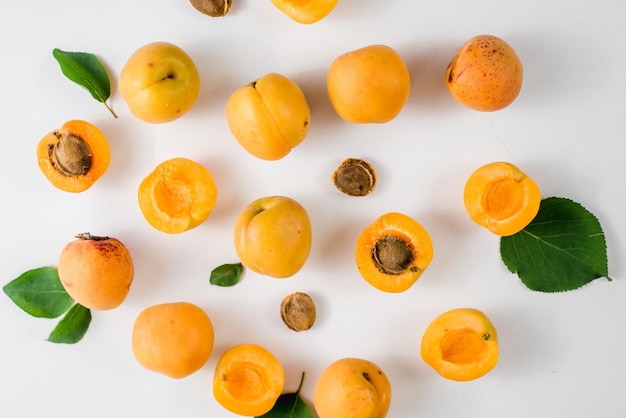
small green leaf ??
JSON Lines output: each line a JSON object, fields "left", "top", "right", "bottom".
{"left": 3, "top": 267, "right": 73, "bottom": 318}
{"left": 501, "top": 197, "right": 611, "bottom": 292}
{"left": 47, "top": 304, "right": 92, "bottom": 344}
{"left": 52, "top": 48, "right": 117, "bottom": 118}
{"left": 210, "top": 262, "right": 244, "bottom": 287}
{"left": 257, "top": 371, "right": 312, "bottom": 418}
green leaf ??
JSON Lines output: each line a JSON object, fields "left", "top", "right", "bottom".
{"left": 500, "top": 197, "right": 611, "bottom": 292}
{"left": 3, "top": 267, "right": 74, "bottom": 318}
{"left": 257, "top": 372, "right": 312, "bottom": 418}
{"left": 210, "top": 262, "right": 244, "bottom": 287}
{"left": 52, "top": 48, "right": 117, "bottom": 118}
{"left": 47, "top": 304, "right": 92, "bottom": 344}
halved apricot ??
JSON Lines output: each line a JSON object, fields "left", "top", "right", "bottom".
{"left": 213, "top": 343, "right": 285, "bottom": 416}
{"left": 138, "top": 157, "right": 217, "bottom": 234}
{"left": 36, "top": 120, "right": 110, "bottom": 193}
{"left": 355, "top": 212, "right": 433, "bottom": 293}
{"left": 463, "top": 161, "right": 540, "bottom": 236}
{"left": 420, "top": 308, "right": 499, "bottom": 381}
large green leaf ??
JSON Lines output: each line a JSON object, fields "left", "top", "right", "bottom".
{"left": 47, "top": 304, "right": 92, "bottom": 344}
{"left": 500, "top": 197, "right": 611, "bottom": 292}
{"left": 52, "top": 48, "right": 117, "bottom": 117}
{"left": 257, "top": 372, "right": 312, "bottom": 418}
{"left": 3, "top": 267, "right": 73, "bottom": 318}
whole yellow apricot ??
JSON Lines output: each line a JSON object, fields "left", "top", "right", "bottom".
{"left": 446, "top": 34, "right": 523, "bottom": 111}
{"left": 327, "top": 44, "right": 410, "bottom": 123}
{"left": 271, "top": 0, "right": 338, "bottom": 24}
{"left": 57, "top": 233, "right": 134, "bottom": 311}
{"left": 421, "top": 308, "right": 499, "bottom": 381}
{"left": 132, "top": 302, "right": 214, "bottom": 379}
{"left": 120, "top": 41, "right": 200, "bottom": 123}
{"left": 314, "top": 357, "right": 392, "bottom": 418}
{"left": 213, "top": 343, "right": 285, "bottom": 416}
{"left": 234, "top": 196, "right": 312, "bottom": 278}
{"left": 226, "top": 72, "right": 311, "bottom": 160}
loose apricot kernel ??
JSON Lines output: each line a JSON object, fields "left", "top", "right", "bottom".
{"left": 332, "top": 158, "right": 376, "bottom": 196}
{"left": 280, "top": 291, "right": 316, "bottom": 332}
{"left": 37, "top": 120, "right": 110, "bottom": 192}
{"left": 190, "top": 0, "right": 231, "bottom": 17}
{"left": 356, "top": 212, "right": 433, "bottom": 293}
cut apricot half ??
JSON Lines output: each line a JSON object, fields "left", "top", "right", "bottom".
{"left": 36, "top": 120, "right": 110, "bottom": 193}
{"left": 463, "top": 161, "right": 540, "bottom": 236}
{"left": 138, "top": 157, "right": 217, "bottom": 234}
{"left": 421, "top": 308, "right": 499, "bottom": 381}
{"left": 213, "top": 343, "right": 285, "bottom": 416}
{"left": 355, "top": 212, "right": 433, "bottom": 293}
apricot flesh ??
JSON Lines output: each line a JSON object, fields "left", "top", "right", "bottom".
{"left": 132, "top": 302, "right": 214, "bottom": 379}
{"left": 355, "top": 212, "right": 433, "bottom": 293}
{"left": 421, "top": 308, "right": 499, "bottom": 381}
{"left": 446, "top": 34, "right": 523, "bottom": 111}
{"left": 138, "top": 157, "right": 218, "bottom": 234}
{"left": 463, "top": 161, "right": 541, "bottom": 236}
{"left": 313, "top": 357, "right": 391, "bottom": 418}
{"left": 226, "top": 72, "right": 311, "bottom": 160}
{"left": 327, "top": 45, "right": 410, "bottom": 123}
{"left": 234, "top": 196, "right": 312, "bottom": 278}
{"left": 213, "top": 343, "right": 285, "bottom": 416}
{"left": 36, "top": 120, "right": 110, "bottom": 193}
{"left": 57, "top": 233, "right": 134, "bottom": 310}
{"left": 271, "top": 0, "right": 338, "bottom": 24}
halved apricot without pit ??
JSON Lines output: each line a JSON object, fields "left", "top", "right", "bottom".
{"left": 138, "top": 157, "right": 217, "bottom": 234}
{"left": 213, "top": 343, "right": 285, "bottom": 416}
{"left": 463, "top": 161, "right": 541, "bottom": 236}
{"left": 36, "top": 120, "right": 110, "bottom": 193}
{"left": 355, "top": 212, "right": 433, "bottom": 293}
{"left": 420, "top": 308, "right": 498, "bottom": 382}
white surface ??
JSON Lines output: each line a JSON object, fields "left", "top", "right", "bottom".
{"left": 1, "top": 1, "right": 625, "bottom": 417}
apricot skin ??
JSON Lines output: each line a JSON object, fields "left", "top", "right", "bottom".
{"left": 36, "top": 120, "right": 110, "bottom": 193}
{"left": 421, "top": 308, "right": 499, "bottom": 382}
{"left": 132, "top": 302, "right": 214, "bottom": 379}
{"left": 327, "top": 45, "right": 410, "bottom": 123}
{"left": 213, "top": 343, "right": 285, "bottom": 416}
{"left": 271, "top": 0, "right": 338, "bottom": 24}
{"left": 234, "top": 196, "right": 312, "bottom": 278}
{"left": 57, "top": 234, "right": 133, "bottom": 311}
{"left": 446, "top": 34, "right": 523, "bottom": 111}
{"left": 226, "top": 72, "right": 311, "bottom": 160}
{"left": 314, "top": 357, "right": 391, "bottom": 418}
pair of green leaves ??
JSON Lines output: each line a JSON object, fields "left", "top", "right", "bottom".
{"left": 501, "top": 197, "right": 611, "bottom": 292}
{"left": 3, "top": 267, "right": 91, "bottom": 344}
{"left": 52, "top": 48, "right": 117, "bottom": 118}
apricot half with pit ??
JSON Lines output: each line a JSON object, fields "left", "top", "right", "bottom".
{"left": 36, "top": 120, "right": 110, "bottom": 193}
{"left": 58, "top": 233, "right": 134, "bottom": 310}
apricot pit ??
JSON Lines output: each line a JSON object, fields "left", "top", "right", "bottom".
{"left": 332, "top": 158, "right": 376, "bottom": 196}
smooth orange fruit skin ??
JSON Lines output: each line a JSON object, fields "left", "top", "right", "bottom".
{"left": 234, "top": 196, "right": 312, "bottom": 278}
{"left": 327, "top": 44, "right": 411, "bottom": 123}
{"left": 138, "top": 157, "right": 218, "bottom": 234}
{"left": 132, "top": 302, "right": 214, "bottom": 379}
{"left": 271, "top": 0, "right": 339, "bottom": 24}
{"left": 36, "top": 120, "right": 110, "bottom": 193}
{"left": 226, "top": 72, "right": 311, "bottom": 161}
{"left": 58, "top": 234, "right": 133, "bottom": 310}
{"left": 421, "top": 308, "right": 499, "bottom": 382}
{"left": 213, "top": 343, "right": 285, "bottom": 416}
{"left": 446, "top": 34, "right": 523, "bottom": 111}
{"left": 464, "top": 161, "right": 540, "bottom": 236}
{"left": 355, "top": 212, "right": 433, "bottom": 293}
{"left": 314, "top": 357, "right": 392, "bottom": 418}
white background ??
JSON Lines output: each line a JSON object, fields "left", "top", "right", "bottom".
{"left": 1, "top": 1, "right": 625, "bottom": 417}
